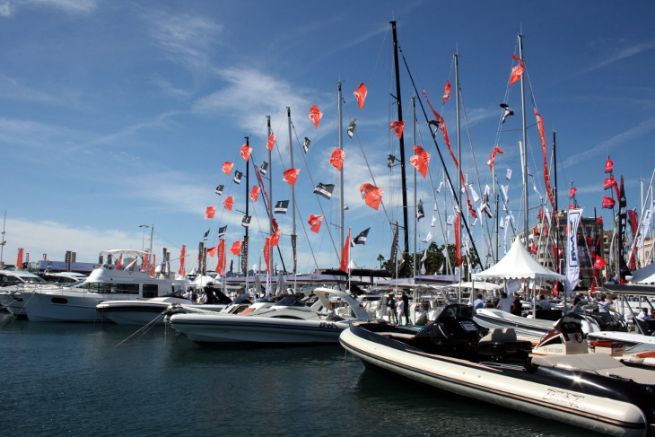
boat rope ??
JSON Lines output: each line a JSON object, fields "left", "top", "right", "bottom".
{"left": 114, "top": 310, "right": 166, "bottom": 347}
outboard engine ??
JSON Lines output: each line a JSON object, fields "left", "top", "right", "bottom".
{"left": 413, "top": 304, "right": 481, "bottom": 358}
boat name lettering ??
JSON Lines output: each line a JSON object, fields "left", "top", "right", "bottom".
{"left": 319, "top": 322, "right": 337, "bottom": 329}
{"left": 542, "top": 388, "right": 583, "bottom": 409}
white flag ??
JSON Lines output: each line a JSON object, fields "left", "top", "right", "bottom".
{"left": 506, "top": 168, "right": 512, "bottom": 180}
{"left": 436, "top": 180, "right": 444, "bottom": 193}
{"left": 483, "top": 184, "right": 491, "bottom": 196}
{"left": 422, "top": 232, "right": 433, "bottom": 243}
{"left": 469, "top": 184, "right": 480, "bottom": 203}
{"left": 430, "top": 215, "right": 437, "bottom": 227}
{"left": 636, "top": 202, "right": 654, "bottom": 251}
{"left": 447, "top": 214, "right": 454, "bottom": 225}
{"left": 500, "top": 184, "right": 509, "bottom": 203}
{"left": 565, "top": 208, "right": 583, "bottom": 295}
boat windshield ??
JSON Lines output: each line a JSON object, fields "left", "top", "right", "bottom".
{"left": 21, "top": 276, "right": 47, "bottom": 284}
{"left": 75, "top": 282, "right": 140, "bottom": 294}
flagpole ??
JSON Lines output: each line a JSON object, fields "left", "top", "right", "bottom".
{"left": 412, "top": 95, "right": 417, "bottom": 279}
{"left": 267, "top": 116, "right": 273, "bottom": 281}
{"left": 243, "top": 136, "right": 250, "bottom": 294}
{"left": 455, "top": 51, "right": 463, "bottom": 302}
{"left": 287, "top": 107, "right": 297, "bottom": 275}
{"left": 338, "top": 82, "right": 345, "bottom": 255}
{"left": 518, "top": 33, "right": 529, "bottom": 245}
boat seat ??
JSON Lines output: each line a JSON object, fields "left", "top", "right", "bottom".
{"left": 479, "top": 328, "right": 517, "bottom": 343}
{"left": 531, "top": 354, "right": 655, "bottom": 385}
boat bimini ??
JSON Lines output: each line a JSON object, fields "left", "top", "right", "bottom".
{"left": 340, "top": 304, "right": 655, "bottom": 436}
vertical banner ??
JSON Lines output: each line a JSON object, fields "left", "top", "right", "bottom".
{"left": 454, "top": 213, "right": 462, "bottom": 266}
{"left": 565, "top": 208, "right": 583, "bottom": 295}
{"left": 241, "top": 236, "right": 249, "bottom": 275}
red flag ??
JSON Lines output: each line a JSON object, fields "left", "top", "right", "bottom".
{"left": 178, "top": 245, "right": 186, "bottom": 277}
{"left": 486, "top": 145, "right": 505, "bottom": 170}
{"left": 595, "top": 216, "right": 604, "bottom": 226}
{"left": 454, "top": 213, "right": 462, "bottom": 266}
{"left": 142, "top": 252, "right": 150, "bottom": 272}
{"left": 207, "top": 246, "right": 217, "bottom": 257}
{"left": 263, "top": 237, "right": 271, "bottom": 273}
{"left": 534, "top": 109, "right": 556, "bottom": 209}
{"left": 266, "top": 133, "right": 276, "bottom": 151}
{"left": 16, "top": 247, "right": 24, "bottom": 269}
{"left": 149, "top": 255, "right": 156, "bottom": 277}
{"left": 628, "top": 209, "right": 639, "bottom": 235}
{"left": 569, "top": 186, "right": 577, "bottom": 199}
{"left": 249, "top": 185, "right": 260, "bottom": 202}
{"left": 410, "top": 145, "right": 430, "bottom": 178}
{"left": 230, "top": 240, "right": 242, "bottom": 256}
{"left": 353, "top": 83, "right": 368, "bottom": 109}
{"left": 442, "top": 80, "right": 452, "bottom": 104}
{"left": 602, "top": 196, "right": 615, "bottom": 209}
{"left": 223, "top": 196, "right": 234, "bottom": 211}
{"left": 215, "top": 240, "right": 226, "bottom": 274}
{"left": 270, "top": 229, "right": 281, "bottom": 247}
{"left": 329, "top": 148, "right": 345, "bottom": 171}
{"left": 308, "top": 105, "right": 323, "bottom": 128}
{"left": 509, "top": 55, "right": 525, "bottom": 86}
{"left": 604, "top": 158, "right": 614, "bottom": 173}
{"left": 115, "top": 254, "right": 123, "bottom": 270}
{"left": 282, "top": 168, "right": 300, "bottom": 186}
{"left": 307, "top": 214, "right": 324, "bottom": 233}
{"left": 593, "top": 255, "right": 607, "bottom": 270}
{"left": 390, "top": 120, "right": 405, "bottom": 138}
{"left": 359, "top": 183, "right": 383, "bottom": 210}
{"left": 222, "top": 161, "right": 234, "bottom": 174}
{"left": 240, "top": 143, "right": 252, "bottom": 161}
{"left": 340, "top": 228, "right": 351, "bottom": 272}
{"left": 205, "top": 206, "right": 217, "bottom": 219}
{"left": 603, "top": 176, "right": 617, "bottom": 190}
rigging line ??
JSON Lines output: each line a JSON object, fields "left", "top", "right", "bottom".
{"left": 290, "top": 120, "right": 341, "bottom": 263}
{"left": 398, "top": 47, "right": 483, "bottom": 269}
{"left": 292, "top": 199, "right": 320, "bottom": 271}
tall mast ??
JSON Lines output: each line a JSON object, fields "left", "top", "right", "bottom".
{"left": 454, "top": 52, "right": 462, "bottom": 224}
{"left": 338, "top": 82, "right": 345, "bottom": 252}
{"left": 0, "top": 210, "right": 6, "bottom": 267}
{"left": 412, "top": 95, "right": 417, "bottom": 278}
{"left": 287, "top": 107, "right": 297, "bottom": 274}
{"left": 518, "top": 33, "right": 529, "bottom": 243}
{"left": 390, "top": 20, "right": 410, "bottom": 256}
{"left": 267, "top": 116, "right": 273, "bottom": 275}
{"left": 243, "top": 136, "right": 250, "bottom": 277}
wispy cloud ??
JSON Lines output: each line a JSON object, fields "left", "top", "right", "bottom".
{"left": 579, "top": 40, "right": 655, "bottom": 76}
{"left": 143, "top": 10, "right": 221, "bottom": 70}
{"left": 0, "top": 74, "right": 81, "bottom": 106}
{"left": 0, "top": 116, "right": 82, "bottom": 151}
{"left": 561, "top": 114, "right": 655, "bottom": 169}
{"left": 1, "top": 0, "right": 97, "bottom": 17}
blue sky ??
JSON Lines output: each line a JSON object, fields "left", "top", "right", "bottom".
{"left": 1, "top": 0, "right": 654, "bottom": 272}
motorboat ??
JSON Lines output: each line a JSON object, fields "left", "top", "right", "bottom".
{"left": 587, "top": 330, "right": 655, "bottom": 348}
{"left": 340, "top": 304, "right": 655, "bottom": 436}
{"left": 23, "top": 250, "right": 188, "bottom": 322}
{"left": 0, "top": 269, "right": 51, "bottom": 317}
{"left": 474, "top": 308, "right": 560, "bottom": 340}
{"left": 96, "top": 284, "right": 233, "bottom": 325}
{"left": 169, "top": 287, "right": 371, "bottom": 344}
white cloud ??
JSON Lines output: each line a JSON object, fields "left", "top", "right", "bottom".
{"left": 3, "top": 0, "right": 98, "bottom": 16}
{"left": 579, "top": 40, "right": 655, "bottom": 76}
{"left": 0, "top": 1, "right": 12, "bottom": 16}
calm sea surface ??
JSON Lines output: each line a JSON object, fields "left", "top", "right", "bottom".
{"left": 0, "top": 314, "right": 584, "bottom": 436}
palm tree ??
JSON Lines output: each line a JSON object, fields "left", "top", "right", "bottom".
{"left": 376, "top": 254, "right": 384, "bottom": 268}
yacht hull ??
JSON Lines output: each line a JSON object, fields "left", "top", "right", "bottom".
{"left": 0, "top": 291, "right": 27, "bottom": 317}
{"left": 96, "top": 298, "right": 191, "bottom": 325}
{"left": 340, "top": 326, "right": 654, "bottom": 436}
{"left": 170, "top": 313, "right": 348, "bottom": 344}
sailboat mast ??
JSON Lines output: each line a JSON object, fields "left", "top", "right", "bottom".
{"left": 390, "top": 20, "right": 410, "bottom": 256}
{"left": 0, "top": 210, "right": 6, "bottom": 267}
{"left": 243, "top": 136, "right": 250, "bottom": 277}
{"left": 412, "top": 95, "right": 417, "bottom": 278}
{"left": 338, "top": 82, "right": 345, "bottom": 252}
{"left": 518, "top": 33, "right": 529, "bottom": 243}
{"left": 267, "top": 116, "right": 273, "bottom": 275}
{"left": 287, "top": 107, "right": 297, "bottom": 274}
{"left": 455, "top": 53, "right": 462, "bottom": 221}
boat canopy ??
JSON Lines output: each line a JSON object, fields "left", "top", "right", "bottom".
{"left": 472, "top": 237, "right": 565, "bottom": 282}
{"left": 629, "top": 262, "right": 655, "bottom": 284}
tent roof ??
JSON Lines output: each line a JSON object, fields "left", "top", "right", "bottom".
{"left": 472, "top": 238, "right": 565, "bottom": 282}
{"left": 630, "top": 262, "right": 655, "bottom": 284}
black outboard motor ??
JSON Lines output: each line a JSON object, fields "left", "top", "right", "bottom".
{"left": 413, "top": 304, "right": 481, "bottom": 357}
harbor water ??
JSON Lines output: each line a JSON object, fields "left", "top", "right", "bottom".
{"left": 0, "top": 316, "right": 585, "bottom": 436}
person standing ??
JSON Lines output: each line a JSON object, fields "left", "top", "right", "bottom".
{"left": 511, "top": 295, "right": 522, "bottom": 316}
{"left": 473, "top": 294, "right": 485, "bottom": 310}
{"left": 396, "top": 296, "right": 405, "bottom": 326}
{"left": 401, "top": 291, "right": 410, "bottom": 325}
{"left": 497, "top": 292, "right": 513, "bottom": 313}
{"left": 385, "top": 293, "right": 397, "bottom": 324}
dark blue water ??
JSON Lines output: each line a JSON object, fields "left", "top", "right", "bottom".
{"left": 0, "top": 315, "right": 583, "bottom": 436}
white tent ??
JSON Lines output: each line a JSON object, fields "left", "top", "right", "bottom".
{"left": 630, "top": 262, "right": 655, "bottom": 284}
{"left": 472, "top": 237, "right": 565, "bottom": 282}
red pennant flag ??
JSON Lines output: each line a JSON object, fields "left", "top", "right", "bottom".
{"left": 178, "top": 245, "right": 186, "bottom": 277}
{"left": 266, "top": 133, "right": 276, "bottom": 151}
{"left": 222, "top": 161, "right": 234, "bottom": 174}
{"left": 604, "top": 158, "right": 614, "bottom": 174}
{"left": 307, "top": 214, "right": 324, "bottom": 233}
{"left": 282, "top": 168, "right": 300, "bottom": 186}
{"left": 205, "top": 206, "right": 217, "bottom": 219}
{"left": 263, "top": 237, "right": 271, "bottom": 273}
{"left": 329, "top": 147, "right": 345, "bottom": 171}
{"left": 16, "top": 247, "right": 24, "bottom": 269}
{"left": 215, "top": 240, "right": 226, "bottom": 274}
{"left": 360, "top": 183, "right": 383, "bottom": 210}
{"left": 509, "top": 55, "right": 525, "bottom": 86}
{"left": 115, "top": 254, "right": 123, "bottom": 270}
{"left": 223, "top": 196, "right": 234, "bottom": 211}
{"left": 602, "top": 196, "right": 615, "bottom": 209}
{"left": 534, "top": 109, "right": 556, "bottom": 209}
{"left": 410, "top": 145, "right": 430, "bottom": 178}
{"left": 270, "top": 229, "right": 281, "bottom": 247}
{"left": 442, "top": 80, "right": 452, "bottom": 104}
{"left": 628, "top": 209, "right": 639, "bottom": 235}
{"left": 353, "top": 83, "right": 368, "bottom": 109}
{"left": 486, "top": 145, "right": 505, "bottom": 170}
{"left": 390, "top": 120, "right": 405, "bottom": 138}
{"left": 240, "top": 143, "right": 252, "bottom": 161}
{"left": 454, "top": 213, "right": 462, "bottom": 266}
{"left": 569, "top": 186, "right": 577, "bottom": 199}
{"left": 308, "top": 105, "right": 323, "bottom": 128}
{"left": 603, "top": 176, "right": 617, "bottom": 190}
{"left": 340, "top": 228, "right": 351, "bottom": 272}
{"left": 249, "top": 185, "right": 260, "bottom": 202}
{"left": 207, "top": 246, "right": 217, "bottom": 257}
{"left": 593, "top": 255, "right": 607, "bottom": 270}
{"left": 230, "top": 240, "right": 242, "bottom": 256}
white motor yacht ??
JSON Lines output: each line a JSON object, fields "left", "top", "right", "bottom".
{"left": 169, "top": 287, "right": 370, "bottom": 344}
{"left": 0, "top": 269, "right": 52, "bottom": 317}
{"left": 23, "top": 250, "right": 187, "bottom": 322}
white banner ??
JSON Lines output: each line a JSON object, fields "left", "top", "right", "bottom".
{"left": 636, "top": 202, "right": 653, "bottom": 250}
{"left": 565, "top": 208, "right": 583, "bottom": 295}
